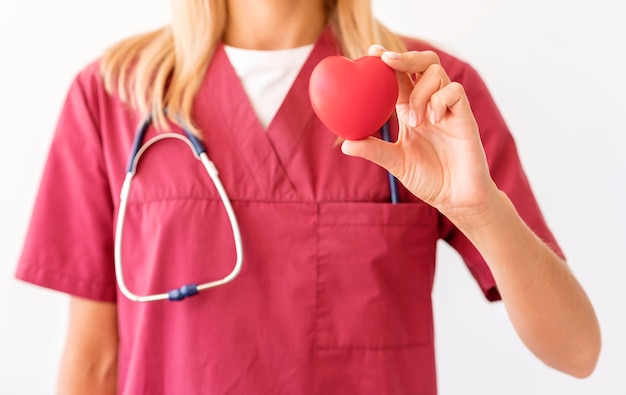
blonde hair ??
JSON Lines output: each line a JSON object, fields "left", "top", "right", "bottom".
{"left": 100, "top": 0, "right": 406, "bottom": 136}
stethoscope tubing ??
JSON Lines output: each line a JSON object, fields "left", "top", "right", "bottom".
{"left": 381, "top": 121, "right": 400, "bottom": 204}
{"left": 114, "top": 117, "right": 244, "bottom": 302}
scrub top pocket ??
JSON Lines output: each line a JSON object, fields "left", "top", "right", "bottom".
{"left": 316, "top": 201, "right": 439, "bottom": 349}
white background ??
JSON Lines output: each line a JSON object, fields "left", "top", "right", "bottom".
{"left": 0, "top": 0, "right": 624, "bottom": 393}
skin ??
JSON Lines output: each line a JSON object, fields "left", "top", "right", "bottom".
{"left": 222, "top": 0, "right": 326, "bottom": 49}
{"left": 342, "top": 45, "right": 601, "bottom": 377}
{"left": 58, "top": 0, "right": 600, "bottom": 393}
{"left": 57, "top": 298, "right": 118, "bottom": 394}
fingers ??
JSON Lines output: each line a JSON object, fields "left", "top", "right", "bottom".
{"left": 409, "top": 64, "right": 451, "bottom": 126}
{"left": 428, "top": 82, "right": 471, "bottom": 124}
{"left": 369, "top": 44, "right": 464, "bottom": 127}
{"left": 340, "top": 136, "right": 402, "bottom": 178}
{"left": 381, "top": 50, "right": 441, "bottom": 76}
{"left": 368, "top": 44, "right": 441, "bottom": 73}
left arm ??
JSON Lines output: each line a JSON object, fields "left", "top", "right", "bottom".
{"left": 342, "top": 45, "right": 601, "bottom": 377}
{"left": 448, "top": 188, "right": 600, "bottom": 378}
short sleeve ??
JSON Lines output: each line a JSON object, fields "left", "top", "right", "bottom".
{"left": 439, "top": 61, "right": 565, "bottom": 302}
{"left": 15, "top": 64, "right": 117, "bottom": 302}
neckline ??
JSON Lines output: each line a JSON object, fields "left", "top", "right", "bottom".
{"left": 190, "top": 25, "right": 341, "bottom": 200}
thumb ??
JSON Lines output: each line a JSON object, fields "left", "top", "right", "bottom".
{"left": 341, "top": 137, "right": 400, "bottom": 175}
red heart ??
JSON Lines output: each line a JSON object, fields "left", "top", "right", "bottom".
{"left": 309, "top": 55, "right": 398, "bottom": 140}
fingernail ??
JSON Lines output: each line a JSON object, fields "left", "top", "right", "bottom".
{"left": 409, "top": 110, "right": 417, "bottom": 127}
{"left": 382, "top": 51, "right": 401, "bottom": 60}
{"left": 371, "top": 44, "right": 386, "bottom": 52}
{"left": 428, "top": 108, "right": 437, "bottom": 124}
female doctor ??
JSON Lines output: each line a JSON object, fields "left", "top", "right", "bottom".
{"left": 16, "top": 0, "right": 600, "bottom": 394}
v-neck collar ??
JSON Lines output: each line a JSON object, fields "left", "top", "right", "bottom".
{"left": 266, "top": 27, "right": 340, "bottom": 166}
{"left": 192, "top": 26, "right": 341, "bottom": 201}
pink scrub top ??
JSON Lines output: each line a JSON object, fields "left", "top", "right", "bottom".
{"left": 16, "top": 27, "right": 563, "bottom": 394}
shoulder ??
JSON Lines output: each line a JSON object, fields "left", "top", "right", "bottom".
{"left": 63, "top": 57, "right": 134, "bottom": 125}
{"left": 70, "top": 58, "right": 107, "bottom": 99}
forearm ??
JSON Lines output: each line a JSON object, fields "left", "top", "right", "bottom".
{"left": 57, "top": 297, "right": 119, "bottom": 395}
{"left": 447, "top": 189, "right": 601, "bottom": 377}
{"left": 57, "top": 349, "right": 117, "bottom": 395}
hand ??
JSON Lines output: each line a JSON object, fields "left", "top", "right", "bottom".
{"left": 341, "top": 45, "right": 499, "bottom": 220}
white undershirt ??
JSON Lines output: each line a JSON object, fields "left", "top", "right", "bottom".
{"left": 224, "top": 44, "right": 314, "bottom": 130}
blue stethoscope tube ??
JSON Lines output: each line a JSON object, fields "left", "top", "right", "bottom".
{"left": 114, "top": 115, "right": 244, "bottom": 302}
{"left": 381, "top": 121, "right": 400, "bottom": 204}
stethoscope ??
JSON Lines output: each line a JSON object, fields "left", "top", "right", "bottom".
{"left": 114, "top": 115, "right": 244, "bottom": 303}
{"left": 114, "top": 115, "right": 399, "bottom": 303}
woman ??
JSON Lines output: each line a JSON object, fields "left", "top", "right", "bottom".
{"left": 16, "top": 0, "right": 600, "bottom": 393}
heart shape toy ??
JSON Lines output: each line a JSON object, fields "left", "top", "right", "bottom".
{"left": 309, "top": 55, "right": 398, "bottom": 140}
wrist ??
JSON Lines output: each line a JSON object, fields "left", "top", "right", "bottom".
{"left": 440, "top": 185, "right": 510, "bottom": 236}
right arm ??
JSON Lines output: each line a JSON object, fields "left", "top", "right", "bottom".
{"left": 57, "top": 297, "right": 118, "bottom": 395}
